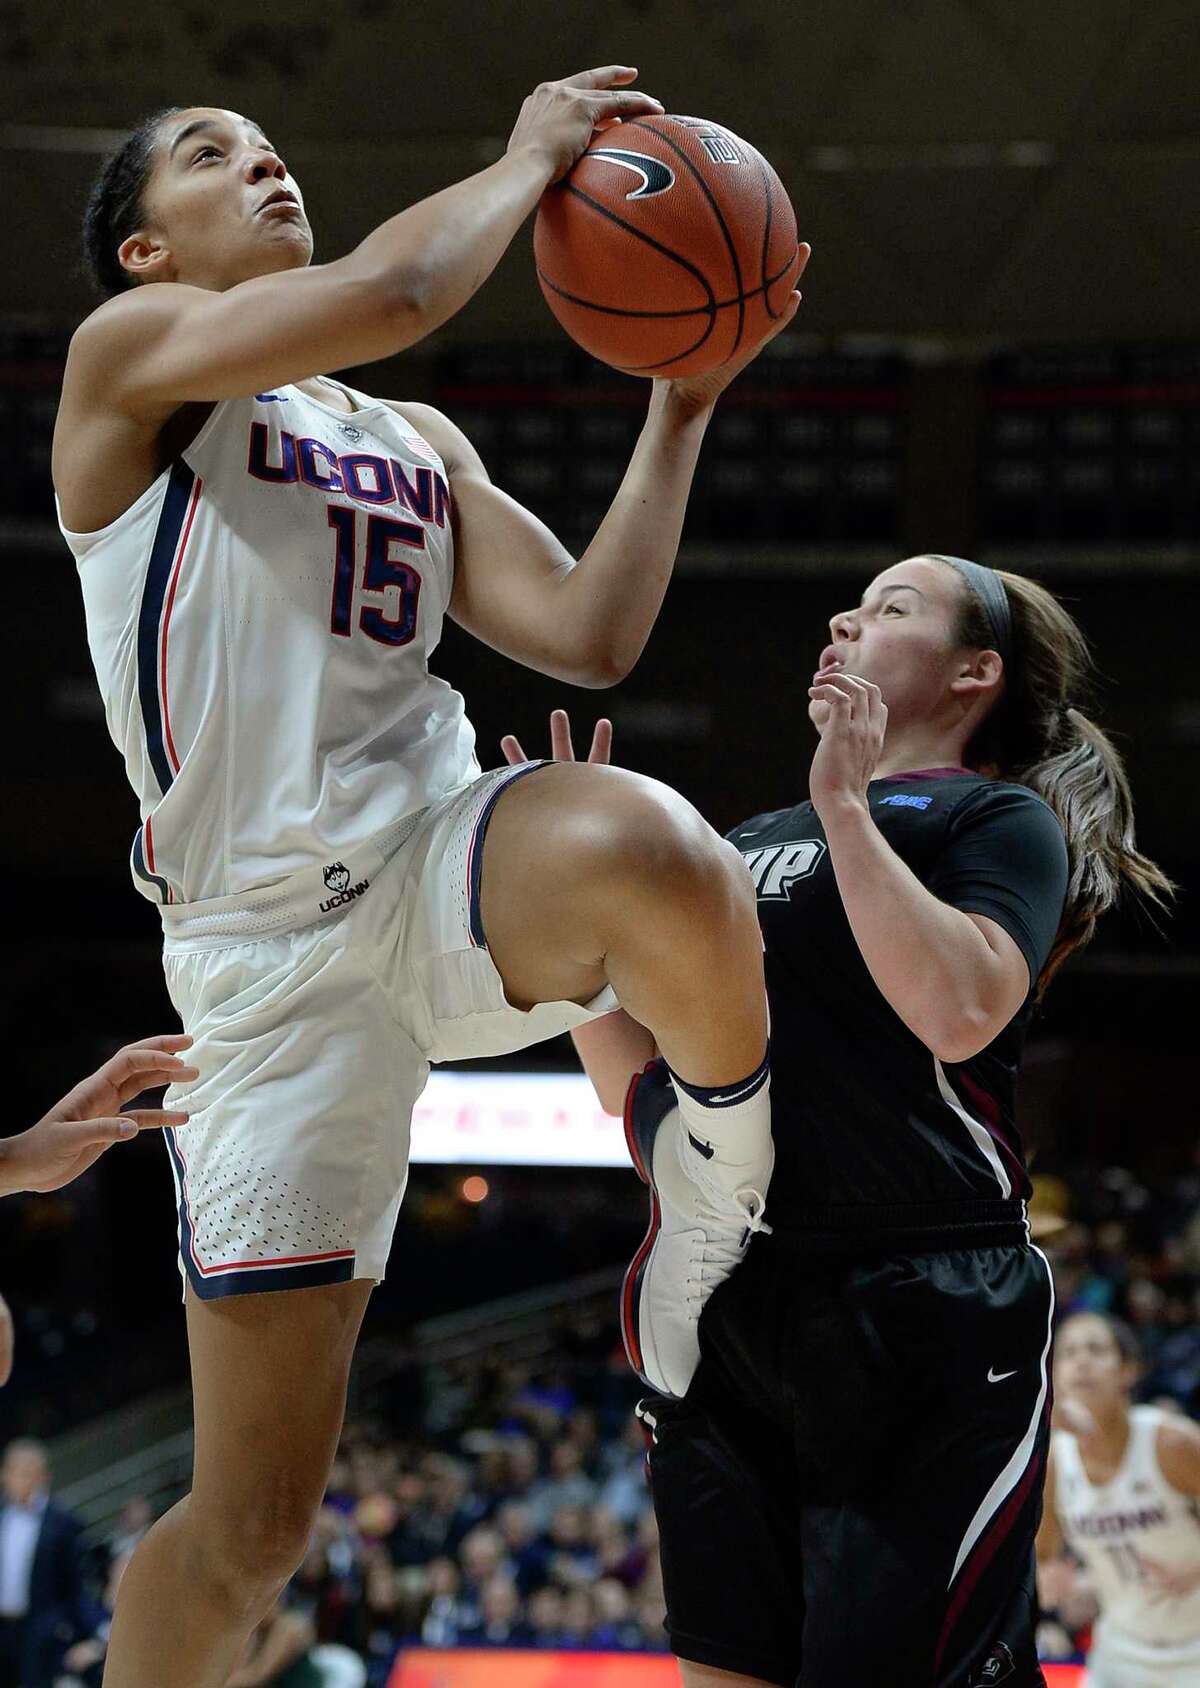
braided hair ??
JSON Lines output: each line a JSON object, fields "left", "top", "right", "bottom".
{"left": 82, "top": 109, "right": 183, "bottom": 297}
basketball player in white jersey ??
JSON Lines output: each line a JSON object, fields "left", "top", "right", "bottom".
{"left": 1039, "top": 1312, "right": 1200, "bottom": 1686}
{"left": 52, "top": 71, "right": 805, "bottom": 1687}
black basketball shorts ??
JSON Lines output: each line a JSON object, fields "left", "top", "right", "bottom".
{"left": 642, "top": 1235, "right": 1054, "bottom": 1687}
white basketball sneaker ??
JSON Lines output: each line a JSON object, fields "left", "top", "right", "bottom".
{"left": 620, "top": 1059, "right": 773, "bottom": 1400}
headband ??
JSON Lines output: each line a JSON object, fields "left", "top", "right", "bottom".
{"left": 929, "top": 555, "right": 1014, "bottom": 670}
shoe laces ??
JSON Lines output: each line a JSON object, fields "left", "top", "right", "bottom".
{"left": 685, "top": 1186, "right": 771, "bottom": 1309}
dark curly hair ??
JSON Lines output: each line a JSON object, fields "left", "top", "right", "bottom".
{"left": 82, "top": 109, "right": 183, "bottom": 297}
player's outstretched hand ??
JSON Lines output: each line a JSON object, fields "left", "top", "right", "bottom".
{"left": 0, "top": 1034, "right": 198, "bottom": 1197}
{"left": 807, "top": 667, "right": 888, "bottom": 820}
{"left": 508, "top": 68, "right": 664, "bottom": 183}
{"left": 657, "top": 244, "right": 811, "bottom": 416}
{"left": 1141, "top": 1553, "right": 1200, "bottom": 1603}
{"left": 0, "top": 1292, "right": 12, "bottom": 1386}
{"left": 1036, "top": 1557, "right": 1079, "bottom": 1613}
{"left": 501, "top": 707, "right": 613, "bottom": 768}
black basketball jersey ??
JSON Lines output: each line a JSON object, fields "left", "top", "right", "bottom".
{"left": 726, "top": 770, "right": 1069, "bottom": 1251}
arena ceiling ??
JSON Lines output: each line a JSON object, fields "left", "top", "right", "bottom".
{"left": 2, "top": 0, "right": 1196, "bottom": 343}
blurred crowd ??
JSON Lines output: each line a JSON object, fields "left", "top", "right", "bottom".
{"left": 6, "top": 1311, "right": 665, "bottom": 1685}
{"left": 1, "top": 1157, "right": 1197, "bottom": 1685}
{"left": 287, "top": 1342, "right": 669, "bottom": 1685}
{"left": 1031, "top": 1156, "right": 1200, "bottom": 1668}
{"left": 1035, "top": 1154, "right": 1200, "bottom": 1414}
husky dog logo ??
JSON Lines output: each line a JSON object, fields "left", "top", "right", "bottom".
{"left": 319, "top": 860, "right": 370, "bottom": 914}
{"left": 323, "top": 862, "right": 351, "bottom": 894}
{"left": 588, "top": 149, "right": 676, "bottom": 199}
{"left": 338, "top": 423, "right": 364, "bottom": 443}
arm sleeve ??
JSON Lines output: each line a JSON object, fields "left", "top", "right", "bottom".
{"left": 926, "top": 784, "right": 1069, "bottom": 988}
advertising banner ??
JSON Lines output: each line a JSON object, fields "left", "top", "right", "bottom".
{"left": 389, "top": 1652, "right": 1085, "bottom": 1686}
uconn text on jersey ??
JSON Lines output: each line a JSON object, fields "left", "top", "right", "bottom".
{"left": 247, "top": 422, "right": 452, "bottom": 525}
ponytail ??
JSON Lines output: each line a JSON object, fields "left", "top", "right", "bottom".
{"left": 956, "top": 570, "right": 1173, "bottom": 989}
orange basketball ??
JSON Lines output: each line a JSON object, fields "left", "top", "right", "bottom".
{"left": 533, "top": 115, "right": 801, "bottom": 379}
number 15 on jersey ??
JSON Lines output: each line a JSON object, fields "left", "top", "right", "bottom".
{"left": 327, "top": 505, "right": 424, "bottom": 647}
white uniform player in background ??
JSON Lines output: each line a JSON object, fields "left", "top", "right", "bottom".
{"left": 1039, "top": 1312, "right": 1200, "bottom": 1687}
{"left": 52, "top": 75, "right": 806, "bottom": 1688}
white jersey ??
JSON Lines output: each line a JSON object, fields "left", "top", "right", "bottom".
{"left": 60, "top": 380, "right": 479, "bottom": 905}
{"left": 1055, "top": 1406, "right": 1200, "bottom": 1649}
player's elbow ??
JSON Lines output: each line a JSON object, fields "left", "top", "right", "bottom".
{"left": 585, "top": 632, "right": 645, "bottom": 688}
{"left": 595, "top": 1079, "right": 629, "bottom": 1116}
{"left": 923, "top": 1002, "right": 1003, "bottom": 1065}
{"left": 555, "top": 639, "right": 635, "bottom": 689}
{"left": 358, "top": 259, "right": 443, "bottom": 344}
{"left": 579, "top": 652, "right": 633, "bottom": 689}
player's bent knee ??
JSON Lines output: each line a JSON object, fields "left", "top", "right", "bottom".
{"left": 584, "top": 779, "right": 738, "bottom": 906}
{"left": 185, "top": 1482, "right": 319, "bottom": 1612}
{"left": 626, "top": 820, "right": 756, "bottom": 930}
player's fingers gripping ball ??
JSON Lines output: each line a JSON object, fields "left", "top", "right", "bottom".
{"left": 534, "top": 114, "right": 801, "bottom": 379}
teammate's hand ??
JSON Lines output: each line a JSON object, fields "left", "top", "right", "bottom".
{"left": 1036, "top": 1557, "right": 1078, "bottom": 1613}
{"left": 1051, "top": 1393, "right": 1099, "bottom": 1440}
{"left": 807, "top": 669, "right": 887, "bottom": 818}
{"left": 501, "top": 707, "right": 613, "bottom": 767}
{"left": 508, "top": 68, "right": 664, "bottom": 183}
{"left": 0, "top": 1034, "right": 198, "bottom": 1197}
{"left": 0, "top": 1292, "right": 12, "bottom": 1387}
{"left": 657, "top": 246, "right": 811, "bottom": 416}
{"left": 1141, "top": 1553, "right": 1200, "bottom": 1603}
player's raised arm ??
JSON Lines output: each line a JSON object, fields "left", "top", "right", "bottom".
{"left": 63, "top": 72, "right": 664, "bottom": 421}
{"left": 391, "top": 271, "right": 804, "bottom": 687}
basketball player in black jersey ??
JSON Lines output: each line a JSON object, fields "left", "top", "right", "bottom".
{"left": 505, "top": 552, "right": 1172, "bottom": 1687}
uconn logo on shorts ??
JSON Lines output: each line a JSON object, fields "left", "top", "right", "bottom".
{"left": 740, "top": 839, "right": 826, "bottom": 901}
{"left": 319, "top": 861, "right": 370, "bottom": 914}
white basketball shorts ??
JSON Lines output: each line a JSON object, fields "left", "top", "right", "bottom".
{"left": 158, "top": 762, "right": 617, "bottom": 1300}
{"left": 1085, "top": 1619, "right": 1200, "bottom": 1688}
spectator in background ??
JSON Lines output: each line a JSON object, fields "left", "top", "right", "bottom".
{"left": 455, "top": 1526, "right": 507, "bottom": 1626}
{"left": 493, "top": 1502, "right": 546, "bottom": 1596}
{"left": 505, "top": 1369, "right": 577, "bottom": 1445}
{"left": 413, "top": 1457, "right": 483, "bottom": 1560}
{"left": 0, "top": 1441, "right": 84, "bottom": 1688}
{"left": 528, "top": 1441, "right": 596, "bottom": 1531}
{"left": 563, "top": 1408, "right": 600, "bottom": 1466}
{"left": 559, "top": 1587, "right": 595, "bottom": 1649}
{"left": 542, "top": 1505, "right": 599, "bottom": 1590}
{"left": 598, "top": 1417, "right": 652, "bottom": 1528}
{"left": 383, "top": 1474, "right": 431, "bottom": 1570}
{"left": 1142, "top": 1287, "right": 1200, "bottom": 1412}
{"left": 459, "top": 1575, "right": 530, "bottom": 1649}
{"left": 419, "top": 1559, "right": 466, "bottom": 1648}
{"left": 526, "top": 1586, "right": 566, "bottom": 1650}
{"left": 55, "top": 1546, "right": 134, "bottom": 1688}
{"left": 505, "top": 1438, "right": 540, "bottom": 1505}
{"left": 634, "top": 1579, "right": 670, "bottom": 1653}
{"left": 589, "top": 1507, "right": 635, "bottom": 1584}
{"left": 589, "top": 1578, "right": 643, "bottom": 1651}
{"left": 104, "top": 1499, "right": 151, "bottom": 1569}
